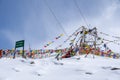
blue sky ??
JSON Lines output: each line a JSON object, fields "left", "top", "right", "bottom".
{"left": 0, "top": 0, "right": 120, "bottom": 52}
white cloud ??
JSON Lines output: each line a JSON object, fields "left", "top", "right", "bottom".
{"left": 1, "top": 0, "right": 120, "bottom": 53}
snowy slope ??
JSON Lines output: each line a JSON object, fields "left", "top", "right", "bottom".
{"left": 0, "top": 55, "right": 120, "bottom": 80}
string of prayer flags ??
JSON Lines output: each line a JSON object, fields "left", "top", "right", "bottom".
{"left": 55, "top": 30, "right": 80, "bottom": 49}
{"left": 100, "top": 32, "right": 109, "bottom": 36}
{"left": 100, "top": 32, "right": 120, "bottom": 40}
{"left": 55, "top": 34, "right": 64, "bottom": 39}
{"left": 75, "top": 32, "right": 79, "bottom": 36}
{"left": 44, "top": 33, "right": 64, "bottom": 48}
{"left": 112, "top": 36, "right": 120, "bottom": 39}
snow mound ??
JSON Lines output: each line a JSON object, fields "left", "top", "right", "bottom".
{"left": 0, "top": 55, "right": 120, "bottom": 80}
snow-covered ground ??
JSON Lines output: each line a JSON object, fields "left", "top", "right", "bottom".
{"left": 0, "top": 54, "right": 120, "bottom": 80}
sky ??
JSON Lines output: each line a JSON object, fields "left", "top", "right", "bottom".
{"left": 0, "top": 0, "right": 120, "bottom": 52}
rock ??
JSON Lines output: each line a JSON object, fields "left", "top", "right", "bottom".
{"left": 111, "top": 68, "right": 120, "bottom": 70}
{"left": 30, "top": 61, "right": 35, "bottom": 64}
{"left": 37, "top": 74, "right": 41, "bottom": 76}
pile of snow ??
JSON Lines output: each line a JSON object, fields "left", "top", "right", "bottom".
{"left": 0, "top": 55, "right": 120, "bottom": 80}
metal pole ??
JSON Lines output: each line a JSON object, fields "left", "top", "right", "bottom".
{"left": 22, "top": 46, "right": 24, "bottom": 58}
{"left": 22, "top": 40, "right": 25, "bottom": 58}
{"left": 13, "top": 46, "right": 16, "bottom": 59}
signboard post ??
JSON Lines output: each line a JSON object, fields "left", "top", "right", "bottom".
{"left": 13, "top": 40, "right": 25, "bottom": 58}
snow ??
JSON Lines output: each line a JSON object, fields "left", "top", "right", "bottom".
{"left": 0, "top": 54, "right": 120, "bottom": 80}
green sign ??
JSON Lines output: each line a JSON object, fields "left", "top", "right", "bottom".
{"left": 15, "top": 40, "right": 24, "bottom": 48}
{"left": 13, "top": 40, "right": 25, "bottom": 58}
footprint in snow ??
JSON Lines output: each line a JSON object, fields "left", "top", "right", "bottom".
{"left": 20, "top": 59, "right": 26, "bottom": 63}
{"left": 75, "top": 69, "right": 93, "bottom": 75}
{"left": 111, "top": 67, "right": 120, "bottom": 70}
{"left": 85, "top": 72, "right": 93, "bottom": 75}
{"left": 12, "top": 68, "right": 20, "bottom": 72}
{"left": 32, "top": 71, "right": 41, "bottom": 76}
{"left": 102, "top": 66, "right": 120, "bottom": 70}
{"left": 102, "top": 66, "right": 112, "bottom": 70}
{"left": 75, "top": 69, "right": 85, "bottom": 72}
{"left": 52, "top": 61, "right": 64, "bottom": 65}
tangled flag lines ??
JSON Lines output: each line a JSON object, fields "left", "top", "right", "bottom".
{"left": 55, "top": 27, "right": 82, "bottom": 49}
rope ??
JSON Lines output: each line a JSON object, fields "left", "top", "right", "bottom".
{"left": 73, "top": 0, "right": 90, "bottom": 28}
{"left": 44, "top": 0, "right": 68, "bottom": 37}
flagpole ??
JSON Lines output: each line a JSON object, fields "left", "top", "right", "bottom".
{"left": 13, "top": 45, "right": 16, "bottom": 59}
{"left": 22, "top": 40, "right": 25, "bottom": 58}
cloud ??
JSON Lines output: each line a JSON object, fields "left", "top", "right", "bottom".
{"left": 1, "top": 0, "right": 120, "bottom": 53}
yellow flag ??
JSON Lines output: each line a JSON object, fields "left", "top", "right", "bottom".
{"left": 12, "top": 48, "right": 15, "bottom": 52}
{"left": 48, "top": 42, "right": 52, "bottom": 44}
{"left": 20, "top": 50, "right": 23, "bottom": 54}
{"left": 84, "top": 31, "right": 88, "bottom": 34}
{"left": 71, "top": 40, "right": 74, "bottom": 42}
{"left": 60, "top": 34, "right": 64, "bottom": 36}
{"left": 32, "top": 50, "right": 35, "bottom": 53}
